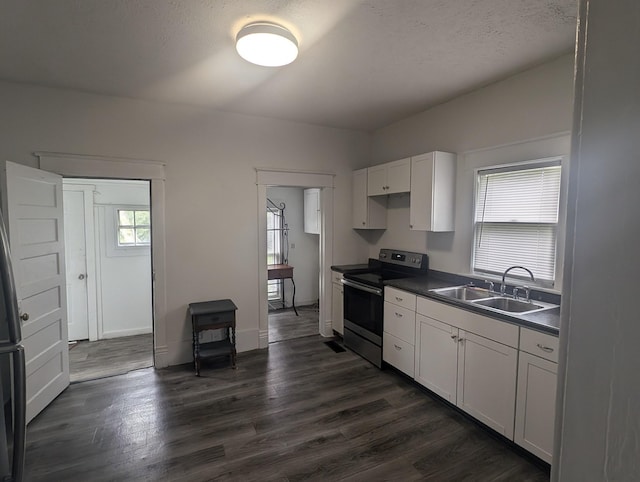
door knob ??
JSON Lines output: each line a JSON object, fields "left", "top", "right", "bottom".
{"left": 78, "top": 274, "right": 86, "bottom": 280}
{"left": 20, "top": 312, "right": 29, "bottom": 321}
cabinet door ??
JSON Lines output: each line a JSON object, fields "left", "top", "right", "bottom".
{"left": 331, "top": 282, "right": 344, "bottom": 335}
{"left": 304, "top": 188, "right": 320, "bottom": 234}
{"left": 409, "top": 153, "right": 434, "bottom": 230}
{"left": 352, "top": 168, "right": 386, "bottom": 229}
{"left": 367, "top": 164, "right": 387, "bottom": 196}
{"left": 414, "top": 314, "right": 458, "bottom": 402}
{"left": 515, "top": 351, "right": 557, "bottom": 463}
{"left": 410, "top": 152, "right": 455, "bottom": 231}
{"left": 352, "top": 169, "right": 368, "bottom": 228}
{"left": 386, "top": 158, "right": 411, "bottom": 194}
{"left": 456, "top": 331, "right": 518, "bottom": 439}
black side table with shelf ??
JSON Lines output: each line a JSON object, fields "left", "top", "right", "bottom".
{"left": 188, "top": 299, "right": 237, "bottom": 376}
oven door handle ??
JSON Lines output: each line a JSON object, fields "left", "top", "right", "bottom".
{"left": 341, "top": 278, "right": 383, "bottom": 296}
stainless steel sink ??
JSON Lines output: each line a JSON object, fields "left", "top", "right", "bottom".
{"left": 430, "top": 285, "right": 493, "bottom": 301}
{"left": 472, "top": 297, "right": 544, "bottom": 313}
{"left": 429, "top": 284, "right": 559, "bottom": 315}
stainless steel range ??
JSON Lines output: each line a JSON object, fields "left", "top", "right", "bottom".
{"left": 342, "top": 249, "right": 428, "bottom": 367}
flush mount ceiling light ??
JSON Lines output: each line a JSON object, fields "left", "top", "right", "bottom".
{"left": 235, "top": 22, "right": 298, "bottom": 67}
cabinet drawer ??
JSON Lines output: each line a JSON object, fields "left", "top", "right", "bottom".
{"left": 384, "top": 302, "right": 416, "bottom": 344}
{"left": 193, "top": 310, "right": 235, "bottom": 329}
{"left": 520, "top": 328, "right": 559, "bottom": 363}
{"left": 332, "top": 271, "right": 344, "bottom": 284}
{"left": 385, "top": 287, "right": 416, "bottom": 311}
{"left": 417, "top": 296, "right": 519, "bottom": 348}
{"left": 383, "top": 332, "right": 415, "bottom": 377}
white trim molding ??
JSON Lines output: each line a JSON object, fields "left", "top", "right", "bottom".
{"left": 256, "top": 168, "right": 335, "bottom": 348}
{"left": 35, "top": 152, "right": 169, "bottom": 368}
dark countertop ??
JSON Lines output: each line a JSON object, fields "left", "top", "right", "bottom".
{"left": 330, "top": 263, "right": 371, "bottom": 274}
{"left": 384, "top": 275, "right": 560, "bottom": 336}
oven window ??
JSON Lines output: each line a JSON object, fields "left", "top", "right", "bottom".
{"left": 343, "top": 285, "right": 383, "bottom": 336}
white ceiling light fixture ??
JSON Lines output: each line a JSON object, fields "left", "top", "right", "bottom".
{"left": 236, "top": 22, "right": 299, "bottom": 67}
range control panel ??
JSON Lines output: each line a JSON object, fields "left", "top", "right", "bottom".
{"left": 378, "top": 249, "right": 428, "bottom": 270}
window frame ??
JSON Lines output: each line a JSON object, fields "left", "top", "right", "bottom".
{"left": 107, "top": 205, "right": 152, "bottom": 257}
{"left": 471, "top": 157, "right": 564, "bottom": 289}
{"left": 116, "top": 207, "right": 151, "bottom": 247}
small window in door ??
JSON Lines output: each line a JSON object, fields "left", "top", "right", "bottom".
{"left": 117, "top": 209, "right": 151, "bottom": 247}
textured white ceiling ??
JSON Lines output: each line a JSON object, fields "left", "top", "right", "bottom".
{"left": 0, "top": 0, "right": 577, "bottom": 131}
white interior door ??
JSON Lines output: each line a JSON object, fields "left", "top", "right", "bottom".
{"left": 63, "top": 189, "right": 89, "bottom": 341}
{"left": 1, "top": 161, "right": 69, "bottom": 423}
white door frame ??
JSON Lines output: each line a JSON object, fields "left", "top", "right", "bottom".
{"left": 256, "top": 168, "right": 334, "bottom": 348}
{"left": 62, "top": 183, "right": 99, "bottom": 341}
{"left": 36, "top": 152, "right": 170, "bottom": 368}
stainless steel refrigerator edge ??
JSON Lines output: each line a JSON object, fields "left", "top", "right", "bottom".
{"left": 0, "top": 209, "right": 26, "bottom": 482}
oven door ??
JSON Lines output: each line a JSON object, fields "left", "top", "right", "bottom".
{"left": 342, "top": 279, "right": 383, "bottom": 338}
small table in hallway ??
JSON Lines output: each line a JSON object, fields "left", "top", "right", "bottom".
{"left": 267, "top": 264, "right": 298, "bottom": 316}
{"left": 188, "top": 299, "right": 237, "bottom": 375}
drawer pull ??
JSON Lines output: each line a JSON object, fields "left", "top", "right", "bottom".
{"left": 537, "top": 343, "right": 554, "bottom": 353}
{"left": 451, "top": 335, "right": 458, "bottom": 341}
{"left": 394, "top": 344, "right": 402, "bottom": 350}
{"left": 395, "top": 296, "right": 403, "bottom": 302}
{"left": 395, "top": 312, "right": 403, "bottom": 318}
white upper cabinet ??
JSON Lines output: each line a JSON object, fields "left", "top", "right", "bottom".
{"left": 303, "top": 188, "right": 320, "bottom": 234}
{"left": 409, "top": 151, "right": 456, "bottom": 231}
{"left": 352, "top": 168, "right": 387, "bottom": 229}
{"left": 367, "top": 158, "right": 411, "bottom": 196}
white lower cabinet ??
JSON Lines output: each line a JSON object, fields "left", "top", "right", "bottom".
{"left": 331, "top": 271, "right": 344, "bottom": 335}
{"left": 414, "top": 296, "right": 519, "bottom": 440}
{"left": 514, "top": 348, "right": 558, "bottom": 463}
{"left": 383, "top": 287, "right": 416, "bottom": 376}
{"left": 414, "top": 314, "right": 458, "bottom": 403}
{"left": 456, "top": 330, "right": 518, "bottom": 438}
{"left": 383, "top": 333, "right": 414, "bottom": 377}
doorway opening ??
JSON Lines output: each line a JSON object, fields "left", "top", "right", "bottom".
{"left": 63, "top": 178, "right": 153, "bottom": 382}
{"left": 267, "top": 187, "right": 320, "bottom": 343}
{"left": 256, "top": 168, "right": 334, "bottom": 349}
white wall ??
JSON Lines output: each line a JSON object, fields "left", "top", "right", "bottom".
{"left": 266, "top": 187, "right": 319, "bottom": 307}
{"left": 554, "top": 1, "right": 640, "bottom": 479}
{"left": 366, "top": 55, "right": 575, "bottom": 286}
{"left": 0, "top": 80, "right": 371, "bottom": 364}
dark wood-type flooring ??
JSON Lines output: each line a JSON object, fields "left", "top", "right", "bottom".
{"left": 69, "top": 333, "right": 154, "bottom": 383}
{"left": 268, "top": 305, "right": 319, "bottom": 343}
{"left": 26, "top": 335, "right": 549, "bottom": 481}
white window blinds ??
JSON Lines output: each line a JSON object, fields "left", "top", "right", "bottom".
{"left": 473, "top": 162, "right": 561, "bottom": 283}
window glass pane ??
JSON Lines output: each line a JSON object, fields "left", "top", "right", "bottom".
{"left": 119, "top": 228, "right": 136, "bottom": 245}
{"left": 135, "top": 210, "right": 150, "bottom": 226}
{"left": 119, "top": 210, "right": 135, "bottom": 226}
{"left": 136, "top": 228, "right": 151, "bottom": 244}
{"left": 473, "top": 162, "right": 561, "bottom": 283}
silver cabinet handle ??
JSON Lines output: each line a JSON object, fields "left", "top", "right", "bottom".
{"left": 20, "top": 312, "right": 29, "bottom": 321}
{"left": 394, "top": 344, "right": 402, "bottom": 350}
{"left": 537, "top": 343, "right": 554, "bottom": 353}
{"left": 395, "top": 312, "right": 403, "bottom": 318}
{"left": 395, "top": 296, "right": 403, "bottom": 302}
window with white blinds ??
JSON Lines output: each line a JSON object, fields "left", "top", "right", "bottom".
{"left": 473, "top": 161, "right": 562, "bottom": 284}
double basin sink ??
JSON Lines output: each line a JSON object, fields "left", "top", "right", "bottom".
{"left": 429, "top": 285, "right": 559, "bottom": 315}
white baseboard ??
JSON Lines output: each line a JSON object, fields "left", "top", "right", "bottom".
{"left": 154, "top": 345, "right": 169, "bottom": 368}
{"left": 100, "top": 327, "right": 152, "bottom": 339}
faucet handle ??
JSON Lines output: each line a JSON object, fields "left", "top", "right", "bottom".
{"left": 513, "top": 287, "right": 521, "bottom": 300}
{"left": 484, "top": 280, "right": 495, "bottom": 292}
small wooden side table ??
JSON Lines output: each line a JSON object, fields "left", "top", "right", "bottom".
{"left": 188, "top": 299, "right": 237, "bottom": 376}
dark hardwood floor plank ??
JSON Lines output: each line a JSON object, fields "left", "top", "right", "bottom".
{"left": 25, "top": 335, "right": 548, "bottom": 481}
